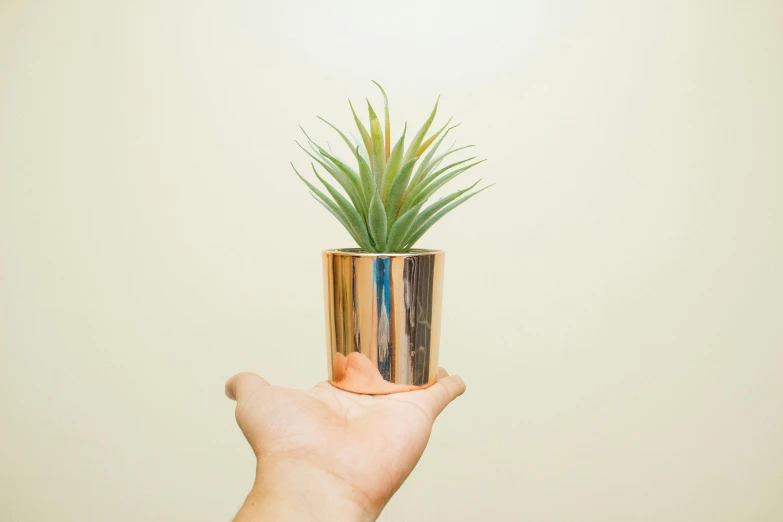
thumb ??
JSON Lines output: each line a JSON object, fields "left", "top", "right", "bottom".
{"left": 225, "top": 372, "right": 271, "bottom": 401}
{"left": 424, "top": 369, "right": 467, "bottom": 419}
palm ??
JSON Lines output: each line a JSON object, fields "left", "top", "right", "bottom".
{"left": 227, "top": 370, "right": 465, "bottom": 509}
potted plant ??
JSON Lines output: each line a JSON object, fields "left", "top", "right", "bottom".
{"left": 293, "top": 82, "right": 490, "bottom": 394}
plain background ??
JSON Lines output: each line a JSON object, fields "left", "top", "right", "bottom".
{"left": 2, "top": 1, "right": 782, "bottom": 520}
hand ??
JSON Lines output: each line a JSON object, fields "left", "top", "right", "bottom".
{"left": 225, "top": 368, "right": 466, "bottom": 522}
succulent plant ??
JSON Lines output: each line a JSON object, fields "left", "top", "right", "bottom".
{"left": 292, "top": 82, "right": 491, "bottom": 253}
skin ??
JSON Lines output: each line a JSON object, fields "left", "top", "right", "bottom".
{"left": 225, "top": 367, "right": 466, "bottom": 522}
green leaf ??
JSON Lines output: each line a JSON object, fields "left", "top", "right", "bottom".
{"left": 386, "top": 202, "right": 424, "bottom": 252}
{"left": 367, "top": 100, "right": 386, "bottom": 185}
{"left": 319, "top": 141, "right": 354, "bottom": 173}
{"left": 349, "top": 132, "right": 370, "bottom": 164}
{"left": 418, "top": 156, "right": 477, "bottom": 188}
{"left": 415, "top": 116, "right": 452, "bottom": 158}
{"left": 380, "top": 123, "right": 407, "bottom": 202}
{"left": 403, "top": 96, "right": 439, "bottom": 164}
{"left": 349, "top": 100, "right": 373, "bottom": 165}
{"left": 297, "top": 124, "right": 317, "bottom": 144}
{"left": 312, "top": 167, "right": 375, "bottom": 251}
{"left": 385, "top": 158, "right": 417, "bottom": 222}
{"left": 292, "top": 163, "right": 373, "bottom": 251}
{"left": 291, "top": 163, "right": 334, "bottom": 210}
{"left": 417, "top": 122, "right": 458, "bottom": 165}
{"left": 402, "top": 157, "right": 481, "bottom": 212}
{"left": 371, "top": 81, "right": 391, "bottom": 160}
{"left": 407, "top": 179, "right": 481, "bottom": 235}
{"left": 367, "top": 190, "right": 387, "bottom": 251}
{"left": 298, "top": 128, "right": 351, "bottom": 175}
{"left": 355, "top": 146, "right": 375, "bottom": 206}
{"left": 309, "top": 194, "right": 371, "bottom": 251}
{"left": 310, "top": 142, "right": 367, "bottom": 211}
{"left": 303, "top": 135, "right": 362, "bottom": 185}
{"left": 410, "top": 127, "right": 467, "bottom": 188}
{"left": 297, "top": 141, "right": 365, "bottom": 216}
{"left": 318, "top": 117, "right": 361, "bottom": 161}
{"left": 402, "top": 184, "right": 493, "bottom": 249}
{"left": 409, "top": 160, "right": 486, "bottom": 208}
{"left": 413, "top": 144, "right": 474, "bottom": 186}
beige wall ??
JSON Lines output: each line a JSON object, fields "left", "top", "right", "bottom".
{"left": 2, "top": 1, "right": 782, "bottom": 520}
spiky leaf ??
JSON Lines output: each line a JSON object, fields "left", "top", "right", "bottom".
{"left": 413, "top": 127, "right": 457, "bottom": 176}
{"left": 367, "top": 190, "right": 387, "bottom": 251}
{"left": 381, "top": 123, "right": 407, "bottom": 202}
{"left": 418, "top": 156, "right": 476, "bottom": 188}
{"left": 402, "top": 185, "right": 493, "bottom": 249}
{"left": 297, "top": 140, "right": 365, "bottom": 216}
{"left": 349, "top": 132, "right": 370, "bottom": 164}
{"left": 414, "top": 144, "right": 474, "bottom": 185}
{"left": 313, "top": 167, "right": 375, "bottom": 250}
{"left": 310, "top": 194, "right": 371, "bottom": 251}
{"left": 318, "top": 117, "right": 361, "bottom": 161}
{"left": 349, "top": 100, "right": 373, "bottom": 164}
{"left": 311, "top": 143, "right": 368, "bottom": 211}
{"left": 403, "top": 96, "right": 439, "bottom": 164}
{"left": 291, "top": 163, "right": 333, "bottom": 209}
{"left": 367, "top": 101, "right": 385, "bottom": 184}
{"left": 415, "top": 117, "right": 452, "bottom": 158}
{"left": 372, "top": 81, "right": 391, "bottom": 160}
{"left": 411, "top": 130, "right": 469, "bottom": 187}
{"left": 386, "top": 202, "right": 424, "bottom": 252}
{"left": 292, "top": 163, "right": 373, "bottom": 251}
{"left": 408, "top": 180, "right": 481, "bottom": 234}
{"left": 408, "top": 160, "right": 485, "bottom": 209}
{"left": 385, "top": 158, "right": 417, "bottom": 222}
{"left": 401, "top": 157, "right": 481, "bottom": 213}
{"left": 355, "top": 146, "right": 375, "bottom": 205}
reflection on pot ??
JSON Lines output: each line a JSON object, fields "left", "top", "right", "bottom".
{"left": 323, "top": 249, "right": 445, "bottom": 395}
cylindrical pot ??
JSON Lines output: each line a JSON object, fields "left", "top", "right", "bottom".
{"left": 323, "top": 249, "right": 445, "bottom": 394}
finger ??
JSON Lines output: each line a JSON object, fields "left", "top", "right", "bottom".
{"left": 225, "top": 372, "right": 271, "bottom": 401}
{"left": 437, "top": 367, "right": 449, "bottom": 378}
{"left": 425, "top": 374, "right": 466, "bottom": 418}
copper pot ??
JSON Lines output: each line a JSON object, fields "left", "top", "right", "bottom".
{"left": 323, "top": 249, "right": 445, "bottom": 394}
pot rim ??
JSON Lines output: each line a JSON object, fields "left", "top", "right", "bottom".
{"left": 323, "top": 248, "right": 444, "bottom": 257}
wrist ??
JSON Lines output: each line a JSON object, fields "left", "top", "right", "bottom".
{"left": 234, "top": 456, "right": 381, "bottom": 522}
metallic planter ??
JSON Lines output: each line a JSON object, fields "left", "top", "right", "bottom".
{"left": 323, "top": 249, "right": 445, "bottom": 395}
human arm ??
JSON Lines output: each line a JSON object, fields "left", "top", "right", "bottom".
{"left": 225, "top": 368, "right": 466, "bottom": 521}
